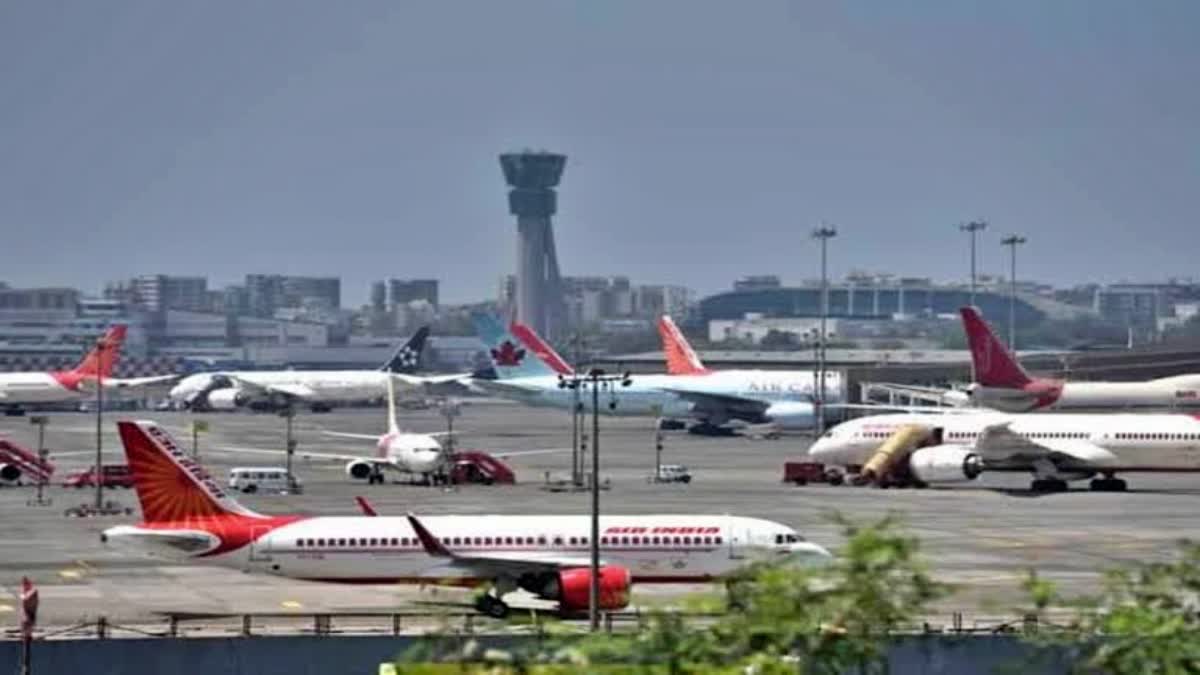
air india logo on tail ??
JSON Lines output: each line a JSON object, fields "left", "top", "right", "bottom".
{"left": 658, "top": 316, "right": 708, "bottom": 376}
{"left": 491, "top": 341, "right": 526, "bottom": 367}
{"left": 118, "top": 421, "right": 259, "bottom": 522}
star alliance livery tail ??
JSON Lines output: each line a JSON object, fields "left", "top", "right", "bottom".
{"left": 960, "top": 306, "right": 1032, "bottom": 387}
{"left": 380, "top": 326, "right": 430, "bottom": 374}
{"left": 471, "top": 313, "right": 559, "bottom": 379}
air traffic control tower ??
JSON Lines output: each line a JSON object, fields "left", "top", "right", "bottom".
{"left": 500, "top": 150, "right": 567, "bottom": 339}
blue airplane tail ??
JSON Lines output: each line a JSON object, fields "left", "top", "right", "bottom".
{"left": 471, "top": 313, "right": 558, "bottom": 380}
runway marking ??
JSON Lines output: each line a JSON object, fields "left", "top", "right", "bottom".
{"left": 76, "top": 559, "right": 96, "bottom": 572}
{"left": 58, "top": 569, "right": 81, "bottom": 579}
{"left": 0, "top": 604, "right": 12, "bottom": 613}
{"left": 280, "top": 600, "right": 303, "bottom": 609}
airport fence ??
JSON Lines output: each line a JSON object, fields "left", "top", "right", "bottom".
{"left": 3, "top": 608, "right": 1054, "bottom": 642}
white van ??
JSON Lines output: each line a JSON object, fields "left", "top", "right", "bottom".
{"left": 228, "top": 467, "right": 302, "bottom": 494}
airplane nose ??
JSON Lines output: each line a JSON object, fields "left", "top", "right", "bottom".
{"left": 789, "top": 541, "right": 832, "bottom": 563}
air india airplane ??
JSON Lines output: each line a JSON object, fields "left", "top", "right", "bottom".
{"left": 102, "top": 420, "right": 830, "bottom": 617}
{"left": 960, "top": 306, "right": 1200, "bottom": 412}
{"left": 0, "top": 325, "right": 172, "bottom": 413}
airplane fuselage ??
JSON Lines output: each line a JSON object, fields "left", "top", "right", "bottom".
{"left": 972, "top": 375, "right": 1200, "bottom": 412}
{"left": 0, "top": 371, "right": 85, "bottom": 404}
{"left": 810, "top": 412, "right": 1200, "bottom": 472}
{"left": 105, "top": 514, "right": 825, "bottom": 585}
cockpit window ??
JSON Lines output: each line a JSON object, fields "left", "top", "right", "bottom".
{"left": 821, "top": 429, "right": 835, "bottom": 438}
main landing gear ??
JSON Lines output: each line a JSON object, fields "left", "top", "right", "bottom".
{"left": 1089, "top": 474, "right": 1127, "bottom": 492}
{"left": 1030, "top": 478, "right": 1068, "bottom": 493}
{"left": 474, "top": 577, "right": 515, "bottom": 619}
{"left": 367, "top": 468, "right": 386, "bottom": 485}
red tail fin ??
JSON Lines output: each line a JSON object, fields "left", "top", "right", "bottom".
{"left": 657, "top": 316, "right": 709, "bottom": 375}
{"left": 71, "top": 325, "right": 126, "bottom": 379}
{"left": 117, "top": 420, "right": 260, "bottom": 522}
{"left": 510, "top": 322, "right": 574, "bottom": 375}
{"left": 959, "top": 306, "right": 1031, "bottom": 387}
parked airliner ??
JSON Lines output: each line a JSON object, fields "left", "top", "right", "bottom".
{"left": 102, "top": 420, "right": 830, "bottom": 617}
{"left": 168, "top": 327, "right": 465, "bottom": 411}
{"left": 0, "top": 325, "right": 174, "bottom": 413}
{"left": 959, "top": 306, "right": 1200, "bottom": 412}
{"left": 809, "top": 410, "right": 1200, "bottom": 492}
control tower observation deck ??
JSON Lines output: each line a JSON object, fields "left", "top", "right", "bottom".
{"left": 500, "top": 150, "right": 567, "bottom": 339}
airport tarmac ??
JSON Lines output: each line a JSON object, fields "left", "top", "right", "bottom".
{"left": 3, "top": 401, "right": 1200, "bottom": 628}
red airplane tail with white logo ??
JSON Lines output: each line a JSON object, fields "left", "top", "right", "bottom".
{"left": 68, "top": 325, "right": 127, "bottom": 380}
{"left": 959, "top": 306, "right": 1031, "bottom": 387}
{"left": 657, "top": 315, "right": 709, "bottom": 376}
{"left": 510, "top": 321, "right": 574, "bottom": 375}
{"left": 117, "top": 420, "right": 263, "bottom": 522}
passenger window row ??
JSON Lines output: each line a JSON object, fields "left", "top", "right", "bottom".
{"left": 1115, "top": 432, "right": 1200, "bottom": 441}
{"left": 293, "top": 534, "right": 724, "bottom": 549}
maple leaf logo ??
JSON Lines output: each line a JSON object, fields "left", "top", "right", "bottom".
{"left": 491, "top": 340, "right": 526, "bottom": 367}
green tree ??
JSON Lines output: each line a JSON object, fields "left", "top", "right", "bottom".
{"left": 1022, "top": 541, "right": 1200, "bottom": 674}
{"left": 395, "top": 514, "right": 946, "bottom": 673}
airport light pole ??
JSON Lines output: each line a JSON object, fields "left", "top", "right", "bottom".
{"left": 560, "top": 368, "right": 630, "bottom": 631}
{"left": 29, "top": 415, "right": 49, "bottom": 507}
{"left": 811, "top": 225, "right": 837, "bottom": 436}
{"left": 1001, "top": 234, "right": 1027, "bottom": 350}
{"left": 281, "top": 404, "right": 296, "bottom": 490}
{"left": 959, "top": 221, "right": 988, "bottom": 307}
{"left": 93, "top": 336, "right": 109, "bottom": 511}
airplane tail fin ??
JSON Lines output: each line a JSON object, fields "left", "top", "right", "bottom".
{"left": 510, "top": 321, "right": 574, "bottom": 375}
{"left": 658, "top": 315, "right": 709, "bottom": 375}
{"left": 471, "top": 312, "right": 557, "bottom": 379}
{"left": 70, "top": 325, "right": 127, "bottom": 379}
{"left": 380, "top": 327, "right": 429, "bottom": 373}
{"left": 959, "top": 306, "right": 1031, "bottom": 387}
{"left": 117, "top": 420, "right": 261, "bottom": 522}
{"left": 385, "top": 375, "right": 401, "bottom": 436}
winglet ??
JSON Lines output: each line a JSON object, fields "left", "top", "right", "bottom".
{"left": 406, "top": 512, "right": 452, "bottom": 557}
{"left": 354, "top": 496, "right": 378, "bottom": 517}
{"left": 658, "top": 315, "right": 709, "bottom": 375}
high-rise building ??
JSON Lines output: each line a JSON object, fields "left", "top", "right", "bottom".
{"left": 245, "top": 275, "right": 341, "bottom": 317}
{"left": 131, "top": 275, "right": 208, "bottom": 313}
{"left": 386, "top": 278, "right": 439, "bottom": 309}
{"left": 500, "top": 150, "right": 567, "bottom": 339}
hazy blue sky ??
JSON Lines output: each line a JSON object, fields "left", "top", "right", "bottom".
{"left": 2, "top": 1, "right": 1197, "bottom": 305}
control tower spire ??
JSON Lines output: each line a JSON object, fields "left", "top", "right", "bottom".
{"left": 500, "top": 150, "right": 567, "bottom": 339}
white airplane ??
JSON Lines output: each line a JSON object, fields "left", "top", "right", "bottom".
{"left": 102, "top": 419, "right": 831, "bottom": 617}
{"left": 0, "top": 325, "right": 176, "bottom": 413}
{"left": 168, "top": 327, "right": 466, "bottom": 412}
{"left": 471, "top": 314, "right": 832, "bottom": 433}
{"left": 808, "top": 409, "right": 1200, "bottom": 492}
{"left": 958, "top": 306, "right": 1200, "bottom": 412}
{"left": 216, "top": 376, "right": 566, "bottom": 485}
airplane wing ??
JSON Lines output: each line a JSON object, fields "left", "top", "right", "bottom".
{"left": 393, "top": 373, "right": 472, "bottom": 386}
{"left": 407, "top": 514, "right": 597, "bottom": 574}
{"left": 322, "top": 430, "right": 384, "bottom": 441}
{"left": 227, "top": 377, "right": 318, "bottom": 401}
{"left": 103, "top": 375, "right": 183, "bottom": 389}
{"left": 861, "top": 383, "right": 971, "bottom": 407}
{"left": 659, "top": 388, "right": 771, "bottom": 422}
{"left": 972, "top": 422, "right": 1119, "bottom": 467}
{"left": 212, "top": 445, "right": 393, "bottom": 466}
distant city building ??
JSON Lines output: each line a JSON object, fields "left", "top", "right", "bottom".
{"left": 1093, "top": 284, "right": 1165, "bottom": 331}
{"left": 129, "top": 275, "right": 208, "bottom": 313}
{"left": 386, "top": 278, "right": 439, "bottom": 309}
{"left": 245, "top": 274, "right": 341, "bottom": 317}
{"left": 733, "top": 275, "right": 782, "bottom": 292}
{"left": 699, "top": 280, "right": 1044, "bottom": 326}
{"left": 370, "top": 281, "right": 387, "bottom": 313}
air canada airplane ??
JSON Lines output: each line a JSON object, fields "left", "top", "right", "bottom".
{"left": 0, "top": 325, "right": 175, "bottom": 413}
{"left": 808, "top": 410, "right": 1200, "bottom": 492}
{"left": 168, "top": 327, "right": 465, "bottom": 411}
{"left": 959, "top": 306, "right": 1200, "bottom": 412}
{"left": 471, "top": 314, "right": 827, "bottom": 433}
{"left": 102, "top": 419, "right": 830, "bottom": 617}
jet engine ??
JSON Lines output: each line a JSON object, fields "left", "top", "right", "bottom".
{"left": 345, "top": 460, "right": 374, "bottom": 480}
{"left": 520, "top": 566, "right": 632, "bottom": 613}
{"left": 907, "top": 445, "right": 983, "bottom": 484}
{"left": 0, "top": 463, "right": 21, "bottom": 484}
{"left": 763, "top": 401, "right": 815, "bottom": 430}
{"left": 205, "top": 389, "right": 246, "bottom": 410}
